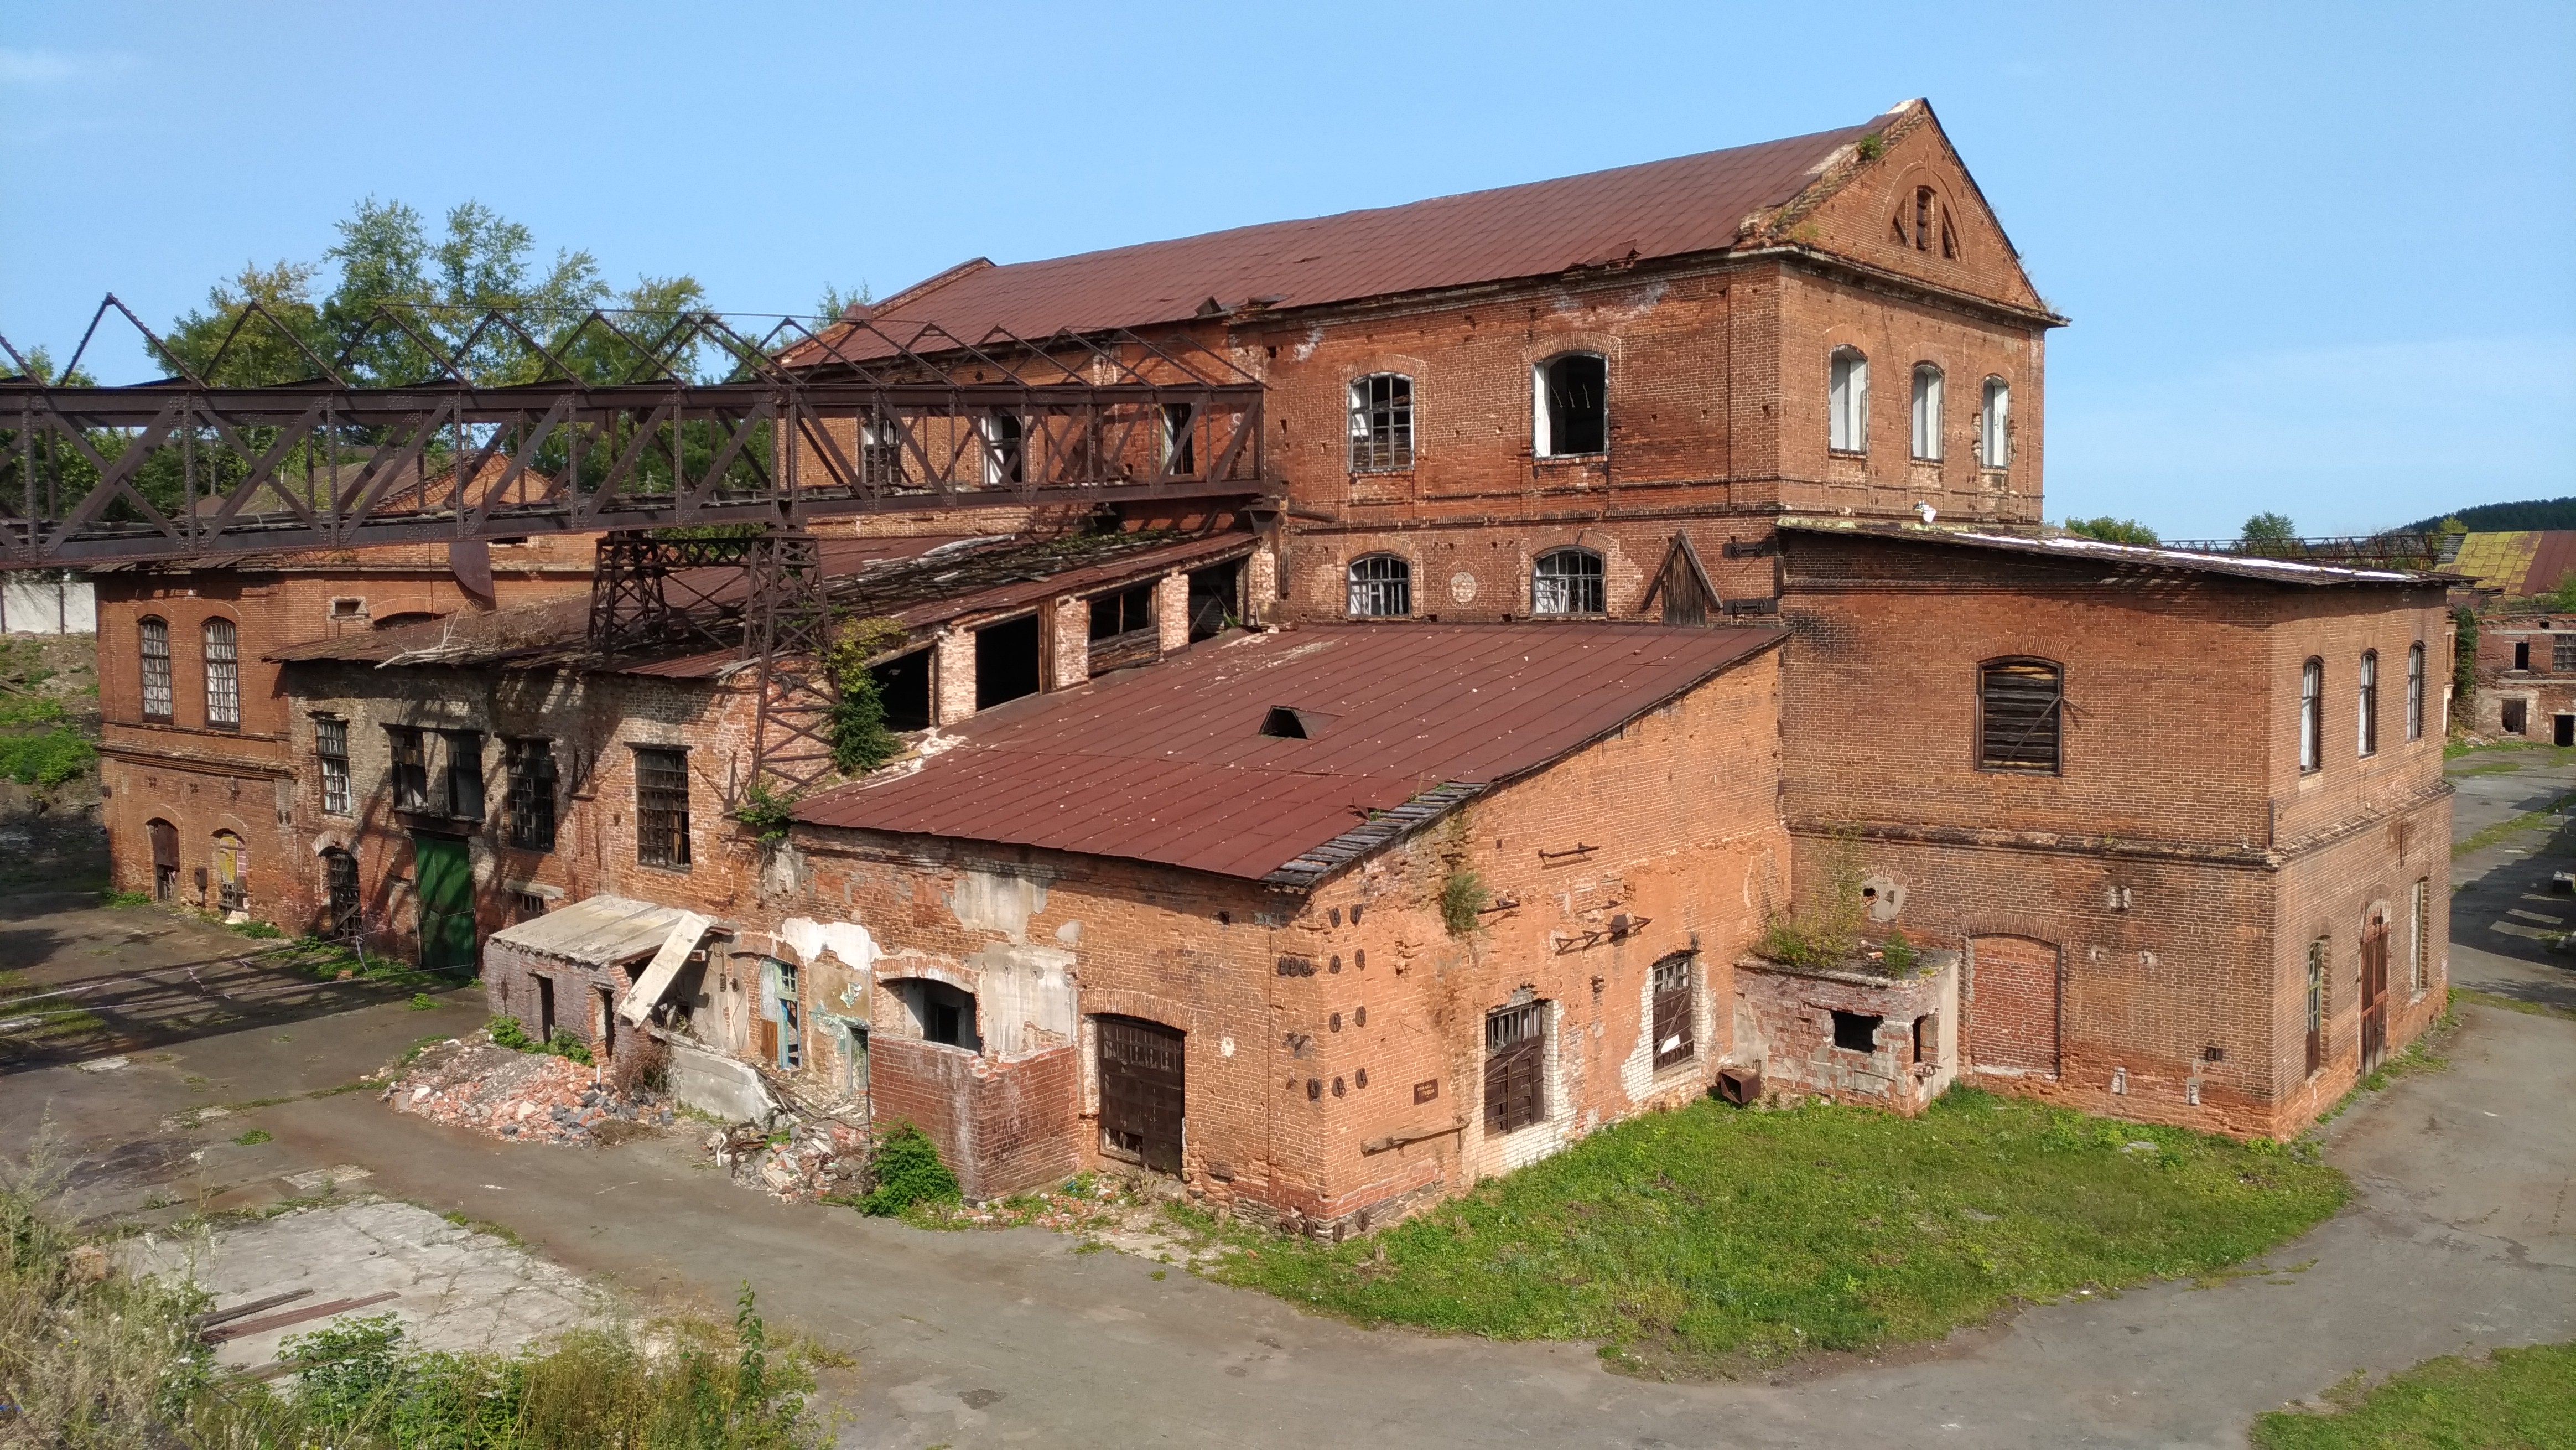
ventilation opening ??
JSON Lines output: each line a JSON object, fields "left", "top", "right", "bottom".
{"left": 871, "top": 648, "right": 933, "bottom": 731}
{"left": 974, "top": 615, "right": 1042, "bottom": 710}
{"left": 1260, "top": 707, "right": 1308, "bottom": 739}
{"left": 1187, "top": 560, "right": 1242, "bottom": 640}
{"left": 1831, "top": 1010, "right": 1882, "bottom": 1054}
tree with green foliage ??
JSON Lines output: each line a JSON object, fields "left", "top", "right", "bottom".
{"left": 825, "top": 617, "right": 910, "bottom": 775}
{"left": 2544, "top": 570, "right": 2576, "bottom": 612}
{"left": 2063, "top": 516, "right": 2160, "bottom": 546}
{"left": 2242, "top": 512, "right": 2299, "bottom": 547}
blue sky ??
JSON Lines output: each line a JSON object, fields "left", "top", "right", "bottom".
{"left": 3, "top": 1, "right": 2570, "bottom": 537}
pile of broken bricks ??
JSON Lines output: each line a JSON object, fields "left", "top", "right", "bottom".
{"left": 387, "top": 1039, "right": 675, "bottom": 1145}
{"left": 707, "top": 1118, "right": 870, "bottom": 1202}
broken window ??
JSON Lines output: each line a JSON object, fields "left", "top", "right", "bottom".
{"left": 1347, "top": 553, "right": 1411, "bottom": 618}
{"left": 635, "top": 747, "right": 691, "bottom": 868}
{"left": 1828, "top": 348, "right": 1869, "bottom": 452}
{"left": 138, "top": 617, "right": 173, "bottom": 721}
{"left": 388, "top": 727, "right": 430, "bottom": 811}
{"left": 1977, "top": 659, "right": 2063, "bottom": 773}
{"left": 1160, "top": 403, "right": 1196, "bottom": 476}
{"left": 1484, "top": 1001, "right": 1546, "bottom": 1133}
{"left": 1911, "top": 363, "right": 1944, "bottom": 460}
{"left": 2503, "top": 697, "right": 2529, "bottom": 735}
{"left": 1089, "top": 583, "right": 1155, "bottom": 640}
{"left": 505, "top": 739, "right": 557, "bottom": 851}
{"left": 973, "top": 614, "right": 1042, "bottom": 709}
{"left": 2407, "top": 643, "right": 2425, "bottom": 742}
{"left": 2300, "top": 657, "right": 2324, "bottom": 770}
{"left": 315, "top": 715, "right": 351, "bottom": 816}
{"left": 1535, "top": 354, "right": 1607, "bottom": 457}
{"left": 443, "top": 731, "right": 484, "bottom": 821}
{"left": 1531, "top": 547, "right": 1605, "bottom": 615}
{"left": 323, "top": 848, "right": 360, "bottom": 939}
{"left": 860, "top": 411, "right": 906, "bottom": 485}
{"left": 1650, "top": 954, "right": 1694, "bottom": 1069}
{"left": 871, "top": 648, "right": 933, "bottom": 730}
{"left": 202, "top": 618, "right": 240, "bottom": 729}
{"left": 980, "top": 410, "right": 1024, "bottom": 485}
{"left": 2305, "top": 938, "right": 2328, "bottom": 1075}
{"left": 1187, "top": 560, "right": 1240, "bottom": 640}
{"left": 904, "top": 978, "right": 981, "bottom": 1051}
{"left": 2357, "top": 650, "right": 2378, "bottom": 758}
{"left": 1831, "top": 1010, "right": 1882, "bottom": 1054}
{"left": 1348, "top": 373, "right": 1414, "bottom": 472}
{"left": 2556, "top": 635, "right": 2576, "bottom": 674}
{"left": 1980, "top": 376, "right": 2011, "bottom": 469}
{"left": 765, "top": 959, "right": 802, "bottom": 1070}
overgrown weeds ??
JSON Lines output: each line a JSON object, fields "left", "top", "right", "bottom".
{"left": 1755, "top": 828, "right": 1871, "bottom": 970}
{"left": 858, "top": 1124, "right": 960, "bottom": 1218}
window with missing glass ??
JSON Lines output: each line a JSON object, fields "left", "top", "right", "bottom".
{"left": 1977, "top": 659, "right": 2063, "bottom": 773}
{"left": 138, "top": 617, "right": 173, "bottom": 722}
{"left": 506, "top": 739, "right": 558, "bottom": 852}
{"left": 315, "top": 716, "right": 351, "bottom": 816}
{"left": 203, "top": 619, "right": 240, "bottom": 729}
{"left": 1531, "top": 548, "right": 1606, "bottom": 615}
{"left": 388, "top": 727, "right": 429, "bottom": 811}
{"left": 443, "top": 731, "right": 484, "bottom": 820}
{"left": 1347, "top": 554, "right": 1412, "bottom": 618}
{"left": 1650, "top": 954, "right": 1695, "bottom": 1069}
{"left": 1348, "top": 374, "right": 1414, "bottom": 471}
{"left": 635, "top": 748, "right": 691, "bottom": 867}
{"left": 1535, "top": 354, "right": 1607, "bottom": 457}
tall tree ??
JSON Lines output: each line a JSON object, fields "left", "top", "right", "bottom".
{"left": 2241, "top": 512, "right": 2298, "bottom": 546}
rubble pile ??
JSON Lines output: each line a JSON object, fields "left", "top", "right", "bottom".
{"left": 388, "top": 1039, "right": 676, "bottom": 1145}
{"left": 707, "top": 1118, "right": 869, "bottom": 1201}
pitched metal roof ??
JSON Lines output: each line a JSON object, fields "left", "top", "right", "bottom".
{"left": 792, "top": 622, "right": 1784, "bottom": 885}
{"left": 490, "top": 894, "right": 695, "bottom": 967}
{"left": 804, "top": 113, "right": 1894, "bottom": 348}
{"left": 1778, "top": 520, "right": 2446, "bottom": 587}
{"left": 2449, "top": 531, "right": 2576, "bottom": 597}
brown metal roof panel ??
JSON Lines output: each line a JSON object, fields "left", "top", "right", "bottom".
{"left": 2519, "top": 534, "right": 2576, "bottom": 597}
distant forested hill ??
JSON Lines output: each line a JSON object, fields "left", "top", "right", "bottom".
{"left": 2401, "top": 497, "right": 2576, "bottom": 533}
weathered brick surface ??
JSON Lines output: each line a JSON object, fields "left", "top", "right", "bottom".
{"left": 868, "top": 1037, "right": 1081, "bottom": 1200}
{"left": 1733, "top": 955, "right": 1959, "bottom": 1114}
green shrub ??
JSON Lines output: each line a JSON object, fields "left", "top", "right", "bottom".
{"left": 859, "top": 1123, "right": 962, "bottom": 1216}
{"left": 232, "top": 1128, "right": 272, "bottom": 1146}
{"left": 487, "top": 1014, "right": 534, "bottom": 1052}
{"left": 0, "top": 694, "right": 66, "bottom": 727}
{"left": 1439, "top": 867, "right": 1488, "bottom": 936}
{"left": 545, "top": 1027, "right": 594, "bottom": 1066}
{"left": 1880, "top": 928, "right": 1919, "bottom": 975}
{"left": 0, "top": 727, "right": 94, "bottom": 786}
{"left": 827, "top": 617, "right": 910, "bottom": 775}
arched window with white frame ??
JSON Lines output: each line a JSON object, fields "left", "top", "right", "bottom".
{"left": 1531, "top": 548, "right": 1605, "bottom": 615}
{"left": 1346, "top": 554, "right": 1412, "bottom": 618}
{"left": 1980, "top": 376, "right": 2011, "bottom": 469}
{"left": 1829, "top": 348, "right": 1869, "bottom": 453}
{"left": 1910, "top": 363, "right": 1944, "bottom": 461}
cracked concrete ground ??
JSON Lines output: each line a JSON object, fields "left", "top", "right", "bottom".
{"left": 4, "top": 750, "right": 2571, "bottom": 1447}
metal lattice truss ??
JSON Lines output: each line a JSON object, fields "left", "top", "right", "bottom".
{"left": 0, "top": 297, "right": 1268, "bottom": 567}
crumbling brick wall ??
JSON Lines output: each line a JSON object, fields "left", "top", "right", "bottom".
{"left": 1733, "top": 954, "right": 1958, "bottom": 1114}
{"left": 868, "top": 1036, "right": 1079, "bottom": 1200}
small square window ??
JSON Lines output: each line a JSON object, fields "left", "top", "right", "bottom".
{"left": 1831, "top": 1010, "right": 1882, "bottom": 1054}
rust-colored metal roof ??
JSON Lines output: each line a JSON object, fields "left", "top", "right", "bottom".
{"left": 792, "top": 622, "right": 1783, "bottom": 884}
{"left": 816, "top": 115, "right": 1888, "bottom": 348}
{"left": 1779, "top": 521, "right": 2444, "bottom": 587}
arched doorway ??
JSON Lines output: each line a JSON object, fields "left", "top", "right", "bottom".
{"left": 210, "top": 831, "right": 247, "bottom": 915}
{"left": 147, "top": 819, "right": 179, "bottom": 902}
{"left": 2360, "top": 909, "right": 2391, "bottom": 1072}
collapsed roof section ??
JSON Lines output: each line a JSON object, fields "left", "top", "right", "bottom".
{"left": 792, "top": 621, "right": 1785, "bottom": 887}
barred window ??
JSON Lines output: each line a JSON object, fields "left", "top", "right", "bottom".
{"left": 388, "top": 727, "right": 429, "bottom": 811}
{"left": 316, "top": 715, "right": 351, "bottom": 816}
{"left": 635, "top": 747, "right": 691, "bottom": 868}
{"left": 138, "top": 617, "right": 173, "bottom": 721}
{"left": 1977, "top": 659, "right": 2063, "bottom": 773}
{"left": 1650, "top": 954, "right": 1695, "bottom": 1069}
{"left": 1348, "top": 373, "right": 1414, "bottom": 472}
{"left": 506, "top": 739, "right": 558, "bottom": 852}
{"left": 1531, "top": 548, "right": 1605, "bottom": 615}
{"left": 1347, "top": 554, "right": 1412, "bottom": 618}
{"left": 1484, "top": 1001, "right": 1546, "bottom": 1133}
{"left": 203, "top": 618, "right": 240, "bottom": 729}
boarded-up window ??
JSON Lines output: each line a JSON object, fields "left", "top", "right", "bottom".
{"left": 635, "top": 748, "right": 691, "bottom": 868}
{"left": 138, "top": 617, "right": 173, "bottom": 721}
{"left": 1650, "top": 954, "right": 1694, "bottom": 1069}
{"left": 1967, "top": 935, "right": 2060, "bottom": 1076}
{"left": 1978, "top": 659, "right": 2062, "bottom": 773}
{"left": 1484, "top": 1001, "right": 1546, "bottom": 1133}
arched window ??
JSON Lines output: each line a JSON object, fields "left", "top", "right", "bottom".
{"left": 1531, "top": 548, "right": 1605, "bottom": 615}
{"left": 322, "top": 847, "right": 360, "bottom": 939}
{"left": 1534, "top": 354, "right": 1606, "bottom": 457}
{"left": 1977, "top": 658, "right": 2063, "bottom": 773}
{"left": 1910, "top": 364, "right": 1944, "bottom": 460}
{"left": 2357, "top": 650, "right": 2379, "bottom": 757}
{"left": 147, "top": 817, "right": 179, "bottom": 901}
{"left": 1348, "top": 373, "right": 1414, "bottom": 471}
{"left": 2300, "top": 657, "right": 2324, "bottom": 773}
{"left": 203, "top": 618, "right": 240, "bottom": 730}
{"left": 1829, "top": 348, "right": 1869, "bottom": 453}
{"left": 1346, "top": 554, "right": 1411, "bottom": 618}
{"left": 137, "top": 616, "right": 173, "bottom": 722}
{"left": 1980, "top": 376, "right": 2011, "bottom": 469}
{"left": 211, "top": 829, "right": 246, "bottom": 913}
{"left": 2406, "top": 641, "right": 2425, "bottom": 742}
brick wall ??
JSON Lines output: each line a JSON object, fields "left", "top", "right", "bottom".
{"left": 868, "top": 1036, "right": 1081, "bottom": 1200}
{"left": 1734, "top": 954, "right": 1959, "bottom": 1113}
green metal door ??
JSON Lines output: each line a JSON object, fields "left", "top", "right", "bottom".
{"left": 414, "top": 834, "right": 477, "bottom": 974}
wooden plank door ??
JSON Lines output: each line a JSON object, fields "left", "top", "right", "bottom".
{"left": 2361, "top": 918, "right": 2390, "bottom": 1073}
{"left": 1098, "top": 1015, "right": 1185, "bottom": 1174}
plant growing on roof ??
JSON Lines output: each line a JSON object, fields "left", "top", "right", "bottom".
{"left": 824, "top": 615, "right": 910, "bottom": 775}
{"left": 734, "top": 779, "right": 797, "bottom": 843}
{"left": 1754, "top": 827, "right": 1868, "bottom": 970}
{"left": 1853, "top": 132, "right": 1885, "bottom": 162}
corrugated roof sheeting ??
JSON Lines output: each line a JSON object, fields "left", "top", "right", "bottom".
{"left": 1779, "top": 521, "right": 2442, "bottom": 587}
{"left": 2449, "top": 532, "right": 2542, "bottom": 593}
{"left": 796, "top": 120, "right": 1883, "bottom": 351}
{"left": 794, "top": 622, "right": 1784, "bottom": 882}
{"left": 490, "top": 894, "right": 694, "bottom": 966}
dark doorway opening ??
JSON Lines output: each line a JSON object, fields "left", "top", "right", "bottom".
{"left": 2360, "top": 915, "right": 2390, "bottom": 1073}
{"left": 1098, "top": 1014, "right": 1185, "bottom": 1174}
{"left": 148, "top": 818, "right": 179, "bottom": 902}
{"left": 2515, "top": 641, "right": 2531, "bottom": 671}
{"left": 1187, "top": 561, "right": 1242, "bottom": 640}
{"left": 536, "top": 975, "right": 557, "bottom": 1043}
{"left": 2556, "top": 714, "right": 2573, "bottom": 747}
{"left": 2504, "top": 698, "right": 2529, "bottom": 734}
{"left": 974, "top": 614, "right": 1042, "bottom": 709}
{"left": 871, "top": 648, "right": 933, "bottom": 731}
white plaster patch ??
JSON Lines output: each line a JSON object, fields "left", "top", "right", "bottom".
{"left": 1221, "top": 1035, "right": 1235, "bottom": 1058}
{"left": 778, "top": 916, "right": 878, "bottom": 975}
{"left": 1053, "top": 919, "right": 1082, "bottom": 945}
{"left": 949, "top": 871, "right": 1048, "bottom": 942}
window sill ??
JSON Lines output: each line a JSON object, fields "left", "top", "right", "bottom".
{"left": 636, "top": 859, "right": 695, "bottom": 875}
{"left": 1827, "top": 448, "right": 1868, "bottom": 460}
{"left": 1349, "top": 465, "right": 1416, "bottom": 478}
{"left": 1532, "top": 453, "right": 1607, "bottom": 465}
{"left": 1975, "top": 764, "right": 2061, "bottom": 777}
{"left": 1344, "top": 613, "right": 1415, "bottom": 623}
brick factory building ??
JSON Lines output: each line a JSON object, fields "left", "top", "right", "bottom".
{"left": 83, "top": 97, "right": 2454, "bottom": 1215}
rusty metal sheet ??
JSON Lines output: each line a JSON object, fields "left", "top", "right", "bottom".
{"left": 2519, "top": 533, "right": 2576, "bottom": 597}
{"left": 820, "top": 122, "right": 1883, "bottom": 348}
{"left": 793, "top": 622, "right": 1784, "bottom": 882}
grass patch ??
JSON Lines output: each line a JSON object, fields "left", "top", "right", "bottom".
{"left": 98, "top": 888, "right": 153, "bottom": 908}
{"left": 2453, "top": 792, "right": 2576, "bottom": 858}
{"left": 2454, "top": 986, "right": 2576, "bottom": 1022}
{"left": 2251, "top": 1342, "right": 2576, "bottom": 1448}
{"left": 1195, "top": 1089, "right": 2346, "bottom": 1374}
{"left": 230, "top": 1128, "right": 272, "bottom": 1146}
